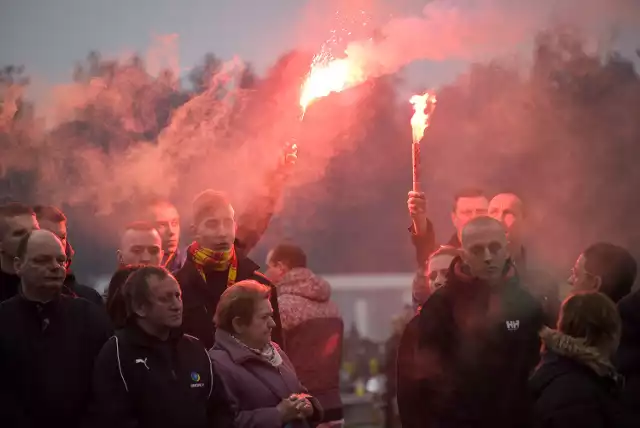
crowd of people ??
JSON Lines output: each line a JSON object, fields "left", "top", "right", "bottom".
{"left": 1, "top": 155, "right": 640, "bottom": 428}
{"left": 397, "top": 189, "right": 639, "bottom": 427}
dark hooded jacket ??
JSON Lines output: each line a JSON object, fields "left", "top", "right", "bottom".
{"left": 530, "top": 328, "right": 632, "bottom": 428}
{"left": 0, "top": 293, "right": 112, "bottom": 428}
{"left": 175, "top": 251, "right": 283, "bottom": 350}
{"left": 276, "top": 268, "right": 343, "bottom": 422}
{"left": 399, "top": 257, "right": 544, "bottom": 428}
{"left": 615, "top": 289, "right": 640, "bottom": 420}
{"left": 86, "top": 324, "right": 234, "bottom": 428}
{"left": 408, "top": 225, "right": 559, "bottom": 326}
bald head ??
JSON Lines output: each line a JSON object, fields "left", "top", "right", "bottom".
{"left": 460, "top": 216, "right": 509, "bottom": 284}
{"left": 14, "top": 230, "right": 67, "bottom": 293}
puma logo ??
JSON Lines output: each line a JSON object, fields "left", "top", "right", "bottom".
{"left": 135, "top": 358, "right": 150, "bottom": 370}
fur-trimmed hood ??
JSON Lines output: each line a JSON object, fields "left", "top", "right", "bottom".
{"left": 539, "top": 327, "right": 618, "bottom": 377}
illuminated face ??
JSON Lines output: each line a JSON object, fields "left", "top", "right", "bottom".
{"left": 461, "top": 222, "right": 509, "bottom": 284}
{"left": 136, "top": 274, "right": 183, "bottom": 329}
{"left": 235, "top": 298, "right": 276, "bottom": 350}
{"left": 38, "top": 219, "right": 68, "bottom": 250}
{"left": 265, "top": 250, "right": 288, "bottom": 283}
{"left": 427, "top": 253, "right": 456, "bottom": 292}
{"left": 14, "top": 232, "right": 67, "bottom": 291}
{"left": 192, "top": 205, "right": 236, "bottom": 251}
{"left": 569, "top": 254, "right": 599, "bottom": 293}
{"left": 452, "top": 197, "right": 489, "bottom": 238}
{"left": 489, "top": 193, "right": 524, "bottom": 245}
{"left": 118, "top": 229, "right": 163, "bottom": 266}
{"left": 148, "top": 203, "right": 180, "bottom": 255}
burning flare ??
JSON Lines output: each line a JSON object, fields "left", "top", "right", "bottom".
{"left": 299, "top": 54, "right": 366, "bottom": 115}
{"left": 409, "top": 92, "right": 437, "bottom": 144}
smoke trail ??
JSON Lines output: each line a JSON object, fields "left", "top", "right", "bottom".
{"left": 345, "top": 0, "right": 640, "bottom": 78}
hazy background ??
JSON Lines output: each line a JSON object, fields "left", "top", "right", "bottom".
{"left": 2, "top": 0, "right": 640, "bottom": 293}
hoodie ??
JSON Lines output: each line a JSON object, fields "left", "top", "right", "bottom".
{"left": 399, "top": 257, "right": 544, "bottom": 428}
{"left": 530, "top": 328, "right": 631, "bottom": 428}
{"left": 276, "top": 268, "right": 344, "bottom": 422}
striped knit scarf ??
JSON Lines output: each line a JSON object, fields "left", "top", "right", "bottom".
{"left": 187, "top": 241, "right": 237, "bottom": 284}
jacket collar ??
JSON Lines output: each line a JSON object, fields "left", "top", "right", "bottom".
{"left": 214, "top": 329, "right": 271, "bottom": 365}
{"left": 449, "top": 256, "right": 517, "bottom": 289}
{"left": 120, "top": 322, "right": 183, "bottom": 348}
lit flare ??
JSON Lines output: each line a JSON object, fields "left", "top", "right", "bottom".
{"left": 299, "top": 56, "right": 366, "bottom": 115}
{"left": 409, "top": 92, "right": 437, "bottom": 144}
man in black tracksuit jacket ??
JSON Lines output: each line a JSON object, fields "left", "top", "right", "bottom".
{"left": 86, "top": 266, "right": 234, "bottom": 428}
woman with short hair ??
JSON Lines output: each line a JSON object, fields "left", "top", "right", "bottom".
{"left": 210, "top": 280, "right": 323, "bottom": 428}
{"left": 530, "top": 291, "right": 632, "bottom": 427}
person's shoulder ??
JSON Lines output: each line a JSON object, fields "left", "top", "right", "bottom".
{"left": 250, "top": 270, "right": 274, "bottom": 287}
{"left": 181, "top": 333, "right": 209, "bottom": 353}
{"left": 72, "top": 282, "right": 103, "bottom": 303}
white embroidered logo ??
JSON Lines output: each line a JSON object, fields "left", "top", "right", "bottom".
{"left": 506, "top": 320, "right": 520, "bottom": 332}
{"left": 135, "top": 358, "right": 150, "bottom": 370}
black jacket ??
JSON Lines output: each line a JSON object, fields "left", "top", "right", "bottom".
{"left": 0, "top": 269, "right": 20, "bottom": 303}
{"left": 0, "top": 294, "right": 112, "bottom": 428}
{"left": 615, "top": 290, "right": 640, "bottom": 420}
{"left": 175, "top": 252, "right": 283, "bottom": 350}
{"left": 64, "top": 272, "right": 103, "bottom": 305}
{"left": 400, "top": 257, "right": 544, "bottom": 428}
{"left": 86, "top": 324, "right": 234, "bottom": 428}
{"left": 531, "top": 328, "right": 632, "bottom": 428}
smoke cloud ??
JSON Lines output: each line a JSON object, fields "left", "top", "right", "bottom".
{"left": 346, "top": 0, "right": 640, "bottom": 78}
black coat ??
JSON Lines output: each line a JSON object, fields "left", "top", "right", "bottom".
{"left": 0, "top": 294, "right": 112, "bottom": 428}
{"left": 615, "top": 290, "right": 640, "bottom": 420}
{"left": 400, "top": 258, "right": 544, "bottom": 428}
{"left": 86, "top": 324, "right": 234, "bottom": 428}
{"left": 531, "top": 329, "right": 632, "bottom": 428}
{"left": 64, "top": 272, "right": 103, "bottom": 305}
{"left": 174, "top": 253, "right": 283, "bottom": 350}
{"left": 0, "top": 269, "right": 20, "bottom": 303}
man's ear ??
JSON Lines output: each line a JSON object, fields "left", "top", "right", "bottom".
{"left": 593, "top": 275, "right": 603, "bottom": 292}
{"left": 13, "top": 256, "right": 24, "bottom": 276}
{"left": 190, "top": 224, "right": 197, "bottom": 236}
{"left": 116, "top": 250, "right": 123, "bottom": 265}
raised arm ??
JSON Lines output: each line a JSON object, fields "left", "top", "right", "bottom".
{"left": 407, "top": 191, "right": 437, "bottom": 267}
{"left": 236, "top": 145, "right": 296, "bottom": 257}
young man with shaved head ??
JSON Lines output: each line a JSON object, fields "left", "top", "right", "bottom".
{"left": 0, "top": 230, "right": 112, "bottom": 428}
{"left": 117, "top": 221, "right": 164, "bottom": 267}
{"left": 174, "top": 190, "right": 283, "bottom": 350}
{"left": 399, "top": 217, "right": 544, "bottom": 428}
{"left": 143, "top": 145, "right": 297, "bottom": 272}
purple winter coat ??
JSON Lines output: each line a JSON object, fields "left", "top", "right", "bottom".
{"left": 210, "top": 329, "right": 323, "bottom": 428}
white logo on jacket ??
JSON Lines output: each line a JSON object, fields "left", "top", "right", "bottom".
{"left": 505, "top": 320, "right": 520, "bottom": 331}
{"left": 135, "top": 358, "right": 150, "bottom": 370}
